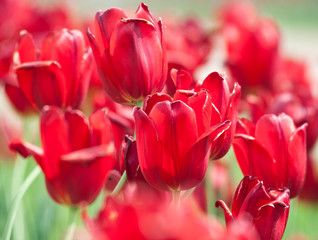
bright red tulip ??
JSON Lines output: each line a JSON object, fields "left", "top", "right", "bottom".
{"left": 216, "top": 176, "right": 290, "bottom": 240}
{"left": 87, "top": 3, "right": 167, "bottom": 105}
{"left": 197, "top": 72, "right": 241, "bottom": 159}
{"left": 10, "top": 106, "right": 115, "bottom": 206}
{"left": 233, "top": 114, "right": 307, "bottom": 198}
{"left": 134, "top": 90, "right": 231, "bottom": 191}
{"left": 14, "top": 29, "right": 92, "bottom": 110}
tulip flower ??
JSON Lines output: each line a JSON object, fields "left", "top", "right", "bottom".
{"left": 10, "top": 106, "right": 115, "bottom": 206}
{"left": 134, "top": 90, "right": 231, "bottom": 191}
{"left": 216, "top": 176, "right": 290, "bottom": 240}
{"left": 197, "top": 71, "right": 241, "bottom": 159}
{"left": 233, "top": 114, "right": 307, "bottom": 198}
{"left": 221, "top": 15, "right": 279, "bottom": 90}
{"left": 84, "top": 187, "right": 225, "bottom": 240}
{"left": 14, "top": 29, "right": 92, "bottom": 110}
{"left": 87, "top": 3, "right": 167, "bottom": 105}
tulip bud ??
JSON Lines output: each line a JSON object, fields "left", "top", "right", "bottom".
{"left": 87, "top": 3, "right": 167, "bottom": 105}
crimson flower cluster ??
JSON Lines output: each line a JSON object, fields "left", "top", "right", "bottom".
{"left": 1, "top": 1, "right": 313, "bottom": 240}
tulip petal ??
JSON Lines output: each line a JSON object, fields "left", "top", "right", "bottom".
{"left": 65, "top": 109, "right": 90, "bottom": 151}
{"left": 95, "top": 8, "right": 128, "bottom": 50}
{"left": 16, "top": 30, "right": 37, "bottom": 63}
{"left": 9, "top": 140, "right": 44, "bottom": 171}
{"left": 40, "top": 106, "right": 71, "bottom": 178}
{"left": 40, "top": 29, "right": 86, "bottom": 106}
{"left": 215, "top": 200, "right": 234, "bottom": 226}
{"left": 149, "top": 101, "right": 199, "bottom": 190}
{"left": 134, "top": 107, "right": 167, "bottom": 190}
{"left": 89, "top": 109, "right": 113, "bottom": 146}
{"left": 233, "top": 134, "right": 280, "bottom": 189}
{"left": 61, "top": 145, "right": 114, "bottom": 163}
{"left": 15, "top": 61, "right": 66, "bottom": 109}
{"left": 143, "top": 93, "right": 172, "bottom": 115}
{"left": 201, "top": 72, "right": 230, "bottom": 117}
{"left": 287, "top": 123, "right": 307, "bottom": 197}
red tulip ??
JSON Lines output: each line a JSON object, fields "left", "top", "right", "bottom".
{"left": 87, "top": 3, "right": 167, "bottom": 105}
{"left": 133, "top": 90, "right": 231, "bottom": 191}
{"left": 197, "top": 72, "right": 241, "bottom": 159}
{"left": 222, "top": 16, "right": 279, "bottom": 90}
{"left": 216, "top": 176, "right": 290, "bottom": 240}
{"left": 233, "top": 114, "right": 307, "bottom": 198}
{"left": 10, "top": 106, "right": 115, "bottom": 206}
{"left": 84, "top": 187, "right": 225, "bottom": 240}
{"left": 14, "top": 29, "right": 92, "bottom": 110}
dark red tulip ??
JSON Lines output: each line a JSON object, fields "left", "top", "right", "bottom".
{"left": 10, "top": 106, "right": 115, "bottom": 206}
{"left": 216, "top": 176, "right": 290, "bottom": 240}
{"left": 87, "top": 3, "right": 167, "bottom": 105}
{"left": 134, "top": 90, "right": 231, "bottom": 191}
{"left": 233, "top": 114, "right": 307, "bottom": 198}
{"left": 14, "top": 29, "right": 93, "bottom": 110}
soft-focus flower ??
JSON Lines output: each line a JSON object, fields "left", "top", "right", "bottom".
{"left": 87, "top": 3, "right": 167, "bottom": 105}
{"left": 84, "top": 186, "right": 225, "bottom": 240}
{"left": 221, "top": 15, "right": 279, "bottom": 90}
{"left": 216, "top": 176, "right": 290, "bottom": 240}
{"left": 134, "top": 90, "right": 231, "bottom": 191}
{"left": 14, "top": 29, "right": 92, "bottom": 110}
{"left": 10, "top": 106, "right": 115, "bottom": 206}
{"left": 233, "top": 114, "right": 307, "bottom": 198}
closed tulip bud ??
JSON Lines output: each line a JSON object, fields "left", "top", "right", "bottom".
{"left": 87, "top": 3, "right": 167, "bottom": 105}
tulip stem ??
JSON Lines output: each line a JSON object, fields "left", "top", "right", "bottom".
{"left": 64, "top": 207, "right": 78, "bottom": 240}
{"left": 2, "top": 166, "right": 41, "bottom": 240}
{"left": 112, "top": 171, "right": 127, "bottom": 196}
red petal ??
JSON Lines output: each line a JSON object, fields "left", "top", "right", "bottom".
{"left": 287, "top": 123, "right": 307, "bottom": 197}
{"left": 95, "top": 8, "right": 127, "bottom": 50}
{"left": 143, "top": 92, "right": 172, "bottom": 115}
{"left": 16, "top": 30, "right": 37, "bottom": 63}
{"left": 61, "top": 145, "right": 114, "bottom": 163}
{"left": 133, "top": 107, "right": 167, "bottom": 190}
{"left": 89, "top": 109, "right": 113, "bottom": 146}
{"left": 233, "top": 134, "right": 280, "bottom": 189}
{"left": 201, "top": 72, "right": 230, "bottom": 117}
{"left": 15, "top": 61, "right": 66, "bottom": 109}
{"left": 65, "top": 109, "right": 90, "bottom": 151}
{"left": 9, "top": 140, "right": 44, "bottom": 171}
{"left": 40, "top": 106, "right": 71, "bottom": 178}
{"left": 40, "top": 29, "right": 86, "bottom": 107}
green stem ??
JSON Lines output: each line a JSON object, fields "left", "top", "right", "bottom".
{"left": 111, "top": 171, "right": 127, "bottom": 196}
{"left": 2, "top": 166, "right": 41, "bottom": 240}
{"left": 133, "top": 101, "right": 144, "bottom": 108}
{"left": 64, "top": 208, "right": 78, "bottom": 240}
